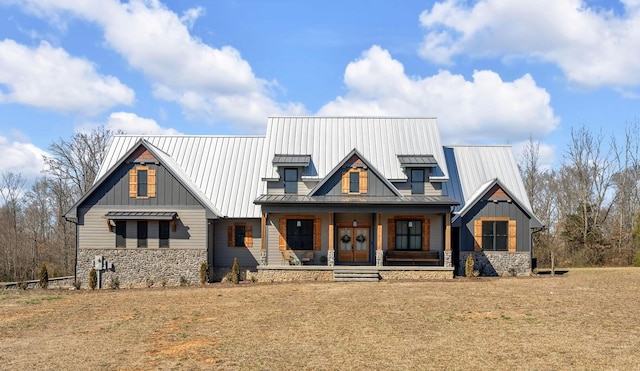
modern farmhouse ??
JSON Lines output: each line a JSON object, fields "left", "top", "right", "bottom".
{"left": 65, "top": 117, "right": 542, "bottom": 286}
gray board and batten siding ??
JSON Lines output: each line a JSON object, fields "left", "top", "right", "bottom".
{"left": 458, "top": 199, "right": 532, "bottom": 252}
{"left": 314, "top": 165, "right": 397, "bottom": 197}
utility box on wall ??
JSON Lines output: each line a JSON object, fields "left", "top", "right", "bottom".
{"left": 94, "top": 255, "right": 105, "bottom": 270}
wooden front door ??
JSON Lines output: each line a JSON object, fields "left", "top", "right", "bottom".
{"left": 338, "top": 227, "right": 369, "bottom": 263}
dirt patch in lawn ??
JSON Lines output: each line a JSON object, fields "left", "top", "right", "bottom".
{"left": 1, "top": 268, "right": 640, "bottom": 370}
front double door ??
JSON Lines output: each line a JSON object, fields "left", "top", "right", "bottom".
{"left": 338, "top": 227, "right": 369, "bottom": 263}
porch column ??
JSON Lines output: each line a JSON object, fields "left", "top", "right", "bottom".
{"left": 260, "top": 212, "right": 267, "bottom": 266}
{"left": 444, "top": 212, "right": 452, "bottom": 267}
{"left": 327, "top": 213, "right": 335, "bottom": 266}
{"left": 376, "top": 213, "right": 383, "bottom": 266}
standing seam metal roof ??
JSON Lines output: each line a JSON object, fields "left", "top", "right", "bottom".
{"left": 96, "top": 135, "right": 266, "bottom": 218}
{"left": 260, "top": 117, "right": 449, "bottom": 182}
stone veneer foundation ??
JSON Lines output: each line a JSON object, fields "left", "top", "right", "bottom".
{"left": 78, "top": 249, "right": 207, "bottom": 288}
{"left": 458, "top": 251, "right": 531, "bottom": 276}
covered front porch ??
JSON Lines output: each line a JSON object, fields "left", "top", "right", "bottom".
{"left": 254, "top": 196, "right": 458, "bottom": 269}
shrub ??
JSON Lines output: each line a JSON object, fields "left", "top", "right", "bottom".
{"left": 179, "top": 275, "right": 188, "bottom": 286}
{"left": 73, "top": 280, "right": 82, "bottom": 290}
{"left": 89, "top": 268, "right": 97, "bottom": 290}
{"left": 161, "top": 278, "right": 167, "bottom": 287}
{"left": 199, "top": 261, "right": 208, "bottom": 285}
{"left": 18, "top": 281, "right": 28, "bottom": 290}
{"left": 231, "top": 257, "right": 240, "bottom": 284}
{"left": 633, "top": 251, "right": 640, "bottom": 267}
{"left": 465, "top": 254, "right": 475, "bottom": 278}
{"left": 145, "top": 278, "right": 154, "bottom": 288}
{"left": 39, "top": 263, "right": 49, "bottom": 289}
{"left": 108, "top": 276, "right": 120, "bottom": 289}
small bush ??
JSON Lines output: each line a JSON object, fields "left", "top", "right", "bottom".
{"left": 108, "top": 276, "right": 120, "bottom": 290}
{"left": 39, "top": 263, "right": 49, "bottom": 289}
{"left": 179, "top": 275, "right": 188, "bottom": 286}
{"left": 18, "top": 281, "right": 28, "bottom": 290}
{"left": 633, "top": 251, "right": 640, "bottom": 267}
{"left": 231, "top": 257, "right": 240, "bottom": 284}
{"left": 145, "top": 278, "right": 154, "bottom": 288}
{"left": 161, "top": 278, "right": 167, "bottom": 287}
{"left": 89, "top": 268, "right": 97, "bottom": 290}
{"left": 199, "top": 261, "right": 208, "bottom": 285}
{"left": 73, "top": 280, "right": 82, "bottom": 290}
{"left": 465, "top": 254, "right": 475, "bottom": 278}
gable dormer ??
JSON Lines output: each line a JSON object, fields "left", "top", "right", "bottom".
{"left": 309, "top": 149, "right": 401, "bottom": 197}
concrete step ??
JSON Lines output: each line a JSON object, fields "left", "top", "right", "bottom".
{"left": 333, "top": 269, "right": 380, "bottom": 282}
{"left": 334, "top": 277, "right": 380, "bottom": 282}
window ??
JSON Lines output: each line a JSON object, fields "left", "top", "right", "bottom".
{"left": 137, "top": 221, "right": 148, "bottom": 248}
{"left": 286, "top": 219, "right": 314, "bottom": 250}
{"left": 129, "top": 166, "right": 156, "bottom": 198}
{"left": 234, "top": 225, "right": 246, "bottom": 247}
{"left": 159, "top": 221, "right": 170, "bottom": 248}
{"left": 284, "top": 168, "right": 298, "bottom": 194}
{"left": 482, "top": 221, "right": 508, "bottom": 251}
{"left": 137, "top": 170, "right": 148, "bottom": 197}
{"left": 411, "top": 169, "right": 425, "bottom": 194}
{"left": 349, "top": 172, "right": 360, "bottom": 193}
{"left": 395, "top": 220, "right": 422, "bottom": 250}
{"left": 115, "top": 221, "right": 126, "bottom": 248}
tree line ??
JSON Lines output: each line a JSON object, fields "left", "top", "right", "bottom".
{"left": 521, "top": 124, "right": 640, "bottom": 268}
{"left": 2, "top": 123, "right": 640, "bottom": 282}
{"left": 0, "top": 126, "right": 113, "bottom": 282}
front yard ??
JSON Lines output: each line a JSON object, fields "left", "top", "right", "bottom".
{"left": 1, "top": 268, "right": 639, "bottom": 369}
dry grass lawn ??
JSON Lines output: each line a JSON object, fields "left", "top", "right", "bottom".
{"left": 2, "top": 268, "right": 640, "bottom": 370}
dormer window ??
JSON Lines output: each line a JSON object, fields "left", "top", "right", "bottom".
{"left": 342, "top": 168, "right": 367, "bottom": 194}
{"left": 349, "top": 172, "right": 359, "bottom": 193}
{"left": 284, "top": 168, "right": 298, "bottom": 194}
{"left": 411, "top": 169, "right": 425, "bottom": 194}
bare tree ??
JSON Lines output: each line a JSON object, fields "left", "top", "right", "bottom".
{"left": 0, "top": 172, "right": 26, "bottom": 280}
{"left": 45, "top": 125, "right": 115, "bottom": 198}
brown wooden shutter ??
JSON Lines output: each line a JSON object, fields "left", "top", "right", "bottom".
{"left": 313, "top": 218, "right": 321, "bottom": 251}
{"left": 422, "top": 218, "right": 431, "bottom": 251}
{"left": 359, "top": 170, "right": 368, "bottom": 194}
{"left": 387, "top": 219, "right": 395, "bottom": 251}
{"left": 129, "top": 167, "right": 138, "bottom": 197}
{"left": 508, "top": 220, "right": 517, "bottom": 252}
{"left": 148, "top": 168, "right": 156, "bottom": 198}
{"left": 278, "top": 218, "right": 287, "bottom": 251}
{"left": 245, "top": 225, "right": 253, "bottom": 247}
{"left": 227, "top": 226, "right": 234, "bottom": 247}
{"left": 473, "top": 220, "right": 482, "bottom": 251}
{"left": 341, "top": 171, "right": 349, "bottom": 193}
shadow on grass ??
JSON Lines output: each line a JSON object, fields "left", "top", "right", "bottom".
{"left": 536, "top": 270, "right": 569, "bottom": 276}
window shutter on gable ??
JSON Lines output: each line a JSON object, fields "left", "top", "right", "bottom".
{"left": 341, "top": 171, "right": 349, "bottom": 193}
{"left": 227, "top": 226, "right": 234, "bottom": 247}
{"left": 129, "top": 168, "right": 138, "bottom": 197}
{"left": 279, "top": 218, "right": 287, "bottom": 251}
{"left": 387, "top": 219, "right": 395, "bottom": 251}
{"left": 359, "top": 170, "right": 368, "bottom": 194}
{"left": 422, "top": 218, "right": 431, "bottom": 251}
{"left": 508, "top": 220, "right": 517, "bottom": 252}
{"left": 314, "top": 218, "right": 321, "bottom": 251}
{"left": 473, "top": 220, "right": 482, "bottom": 251}
{"left": 148, "top": 168, "right": 156, "bottom": 198}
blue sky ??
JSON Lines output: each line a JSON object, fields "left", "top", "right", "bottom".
{"left": 1, "top": 0, "right": 639, "bottom": 181}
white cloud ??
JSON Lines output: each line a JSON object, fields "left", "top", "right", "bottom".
{"left": 419, "top": 0, "right": 640, "bottom": 88}
{"left": 19, "top": 0, "right": 306, "bottom": 130}
{"left": 318, "top": 46, "right": 559, "bottom": 143}
{"left": 0, "top": 134, "right": 49, "bottom": 177}
{"left": 0, "top": 39, "right": 134, "bottom": 114}
{"left": 79, "top": 112, "right": 182, "bottom": 136}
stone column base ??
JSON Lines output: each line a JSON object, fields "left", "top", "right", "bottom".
{"left": 260, "top": 250, "right": 267, "bottom": 266}
{"left": 443, "top": 251, "right": 452, "bottom": 267}
{"left": 376, "top": 250, "right": 384, "bottom": 266}
{"left": 327, "top": 250, "right": 335, "bottom": 266}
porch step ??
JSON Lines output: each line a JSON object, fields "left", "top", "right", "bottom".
{"left": 333, "top": 269, "right": 380, "bottom": 282}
